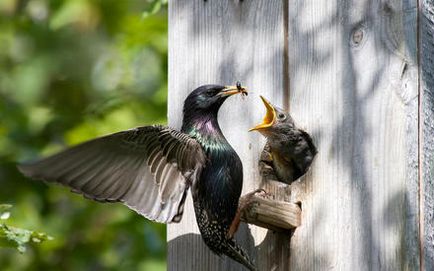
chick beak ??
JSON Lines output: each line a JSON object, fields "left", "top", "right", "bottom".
{"left": 219, "top": 85, "right": 248, "bottom": 97}
{"left": 249, "top": 95, "right": 276, "bottom": 131}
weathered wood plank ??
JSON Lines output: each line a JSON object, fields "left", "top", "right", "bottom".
{"left": 167, "top": 1, "right": 286, "bottom": 270}
{"left": 420, "top": 1, "right": 434, "bottom": 269}
{"left": 287, "top": 0, "right": 419, "bottom": 270}
{"left": 168, "top": 0, "right": 422, "bottom": 270}
{"left": 240, "top": 194, "right": 301, "bottom": 231}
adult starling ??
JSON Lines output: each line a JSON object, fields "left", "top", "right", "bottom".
{"left": 18, "top": 84, "right": 257, "bottom": 271}
{"left": 250, "top": 96, "right": 317, "bottom": 184}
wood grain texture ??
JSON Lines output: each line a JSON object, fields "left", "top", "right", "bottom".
{"left": 168, "top": 0, "right": 422, "bottom": 270}
{"left": 420, "top": 1, "right": 434, "bottom": 269}
{"left": 167, "top": 1, "right": 287, "bottom": 270}
{"left": 287, "top": 0, "right": 419, "bottom": 270}
{"left": 240, "top": 194, "right": 301, "bottom": 231}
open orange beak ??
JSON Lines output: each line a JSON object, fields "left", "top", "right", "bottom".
{"left": 249, "top": 95, "right": 276, "bottom": 131}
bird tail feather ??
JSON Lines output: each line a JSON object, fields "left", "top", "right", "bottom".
{"left": 225, "top": 239, "right": 257, "bottom": 271}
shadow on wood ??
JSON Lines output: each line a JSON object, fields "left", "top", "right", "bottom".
{"left": 168, "top": 223, "right": 257, "bottom": 271}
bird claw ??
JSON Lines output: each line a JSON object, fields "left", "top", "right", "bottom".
{"left": 227, "top": 188, "right": 268, "bottom": 240}
{"left": 240, "top": 188, "right": 269, "bottom": 207}
{"left": 251, "top": 188, "right": 268, "bottom": 197}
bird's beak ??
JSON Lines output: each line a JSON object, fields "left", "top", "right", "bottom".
{"left": 249, "top": 95, "right": 276, "bottom": 131}
{"left": 219, "top": 85, "right": 248, "bottom": 97}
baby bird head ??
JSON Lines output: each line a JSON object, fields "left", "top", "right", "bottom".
{"left": 249, "top": 95, "right": 295, "bottom": 137}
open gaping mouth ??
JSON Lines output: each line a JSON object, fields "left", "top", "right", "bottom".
{"left": 249, "top": 95, "right": 276, "bottom": 131}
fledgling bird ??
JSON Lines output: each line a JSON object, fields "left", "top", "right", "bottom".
{"left": 250, "top": 96, "right": 317, "bottom": 184}
{"left": 18, "top": 84, "right": 257, "bottom": 271}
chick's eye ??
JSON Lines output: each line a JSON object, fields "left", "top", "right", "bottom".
{"left": 278, "top": 113, "right": 286, "bottom": 120}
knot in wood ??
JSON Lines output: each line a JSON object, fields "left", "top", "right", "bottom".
{"left": 350, "top": 24, "right": 366, "bottom": 47}
{"left": 351, "top": 27, "right": 365, "bottom": 47}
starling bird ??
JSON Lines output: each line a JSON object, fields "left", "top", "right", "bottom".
{"left": 250, "top": 96, "right": 317, "bottom": 184}
{"left": 18, "top": 84, "right": 257, "bottom": 271}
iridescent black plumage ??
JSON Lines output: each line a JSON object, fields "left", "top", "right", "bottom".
{"left": 181, "top": 85, "right": 255, "bottom": 270}
{"left": 18, "top": 84, "right": 255, "bottom": 270}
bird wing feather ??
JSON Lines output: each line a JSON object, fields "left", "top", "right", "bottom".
{"left": 17, "top": 125, "right": 205, "bottom": 224}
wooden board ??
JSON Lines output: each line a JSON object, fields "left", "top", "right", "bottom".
{"left": 168, "top": 0, "right": 423, "bottom": 270}
{"left": 420, "top": 1, "right": 434, "bottom": 269}
{"left": 287, "top": 0, "right": 419, "bottom": 270}
{"left": 167, "top": 1, "right": 287, "bottom": 270}
{"left": 240, "top": 194, "right": 302, "bottom": 231}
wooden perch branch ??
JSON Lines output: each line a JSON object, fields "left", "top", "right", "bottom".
{"left": 240, "top": 194, "right": 301, "bottom": 231}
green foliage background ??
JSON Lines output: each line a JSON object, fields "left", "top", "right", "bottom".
{"left": 0, "top": 0, "right": 168, "bottom": 270}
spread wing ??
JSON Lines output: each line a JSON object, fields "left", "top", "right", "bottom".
{"left": 18, "top": 125, "right": 206, "bottom": 223}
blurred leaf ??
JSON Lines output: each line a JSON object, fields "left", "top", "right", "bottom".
{"left": 0, "top": 213, "right": 10, "bottom": 220}
{"left": 50, "top": 0, "right": 100, "bottom": 31}
{"left": 0, "top": 0, "right": 17, "bottom": 16}
{"left": 0, "top": 204, "right": 12, "bottom": 212}
{"left": 0, "top": 224, "right": 53, "bottom": 253}
{"left": 139, "top": 259, "right": 166, "bottom": 271}
{"left": 0, "top": 205, "right": 12, "bottom": 220}
{"left": 0, "top": 205, "right": 53, "bottom": 253}
{"left": 142, "top": 0, "right": 167, "bottom": 18}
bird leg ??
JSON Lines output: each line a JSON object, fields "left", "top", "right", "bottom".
{"left": 227, "top": 188, "right": 267, "bottom": 239}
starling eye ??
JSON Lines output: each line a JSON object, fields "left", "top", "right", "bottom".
{"left": 278, "top": 113, "right": 286, "bottom": 120}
